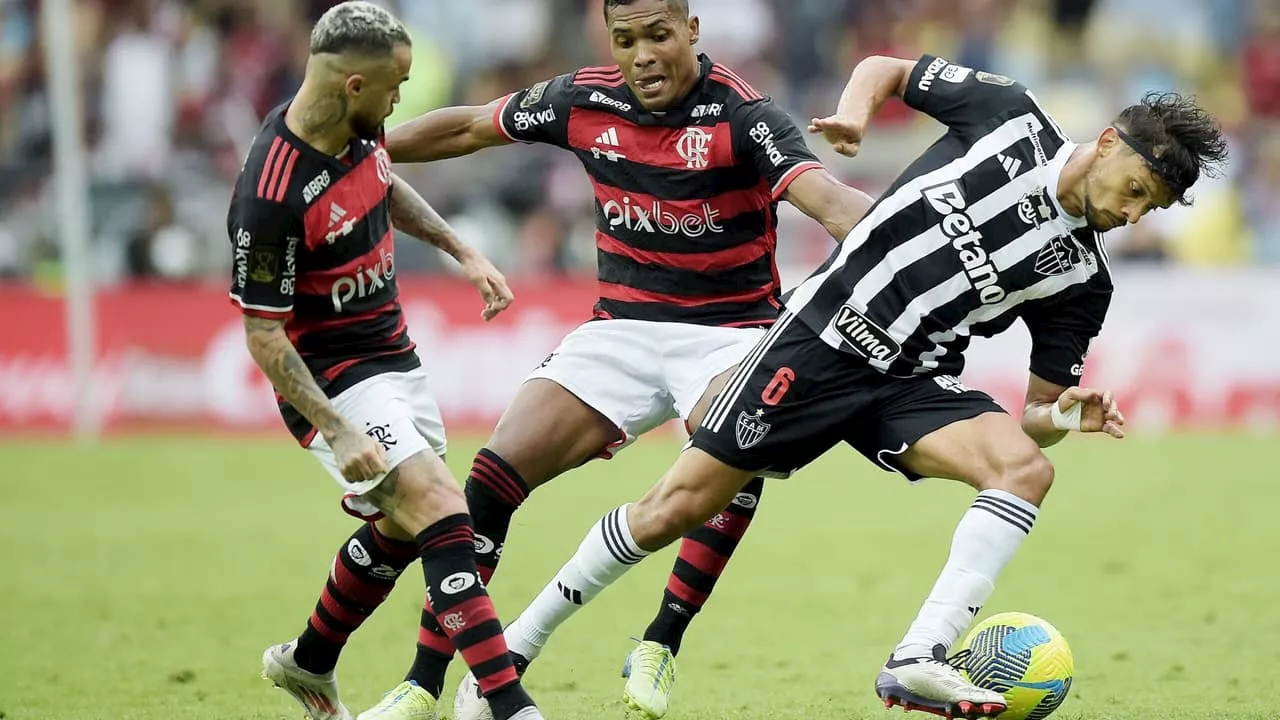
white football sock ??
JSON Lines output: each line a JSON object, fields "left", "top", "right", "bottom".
{"left": 896, "top": 489, "right": 1039, "bottom": 658}
{"left": 505, "top": 505, "right": 650, "bottom": 661}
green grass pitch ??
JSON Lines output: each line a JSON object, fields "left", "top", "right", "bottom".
{"left": 1, "top": 432, "right": 1277, "bottom": 719}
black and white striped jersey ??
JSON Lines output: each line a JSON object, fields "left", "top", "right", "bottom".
{"left": 787, "top": 55, "right": 1112, "bottom": 387}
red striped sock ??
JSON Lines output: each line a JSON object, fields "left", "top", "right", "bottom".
{"left": 643, "top": 477, "right": 765, "bottom": 655}
{"left": 416, "top": 515, "right": 533, "bottom": 717}
{"left": 293, "top": 522, "right": 417, "bottom": 674}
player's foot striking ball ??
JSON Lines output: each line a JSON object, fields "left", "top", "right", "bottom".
{"left": 955, "top": 612, "right": 1075, "bottom": 720}
{"left": 476, "top": 50, "right": 1226, "bottom": 718}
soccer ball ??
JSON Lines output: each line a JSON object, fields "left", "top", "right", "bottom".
{"left": 956, "top": 612, "right": 1074, "bottom": 720}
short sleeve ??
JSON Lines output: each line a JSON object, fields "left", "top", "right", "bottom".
{"left": 903, "top": 55, "right": 1036, "bottom": 135}
{"left": 492, "top": 73, "right": 574, "bottom": 147}
{"left": 1020, "top": 273, "right": 1113, "bottom": 387}
{"left": 228, "top": 196, "right": 302, "bottom": 318}
{"left": 731, "top": 99, "right": 824, "bottom": 199}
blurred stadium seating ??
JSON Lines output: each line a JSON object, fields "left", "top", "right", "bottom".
{"left": 1, "top": 0, "right": 1278, "bottom": 280}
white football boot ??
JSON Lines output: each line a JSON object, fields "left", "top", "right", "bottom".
{"left": 875, "top": 644, "right": 1007, "bottom": 719}
{"left": 452, "top": 672, "right": 546, "bottom": 720}
{"left": 261, "top": 640, "right": 353, "bottom": 720}
{"left": 452, "top": 672, "right": 494, "bottom": 720}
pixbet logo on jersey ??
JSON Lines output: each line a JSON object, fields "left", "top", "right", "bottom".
{"left": 330, "top": 247, "right": 395, "bottom": 312}
{"left": 602, "top": 196, "right": 724, "bottom": 237}
{"left": 922, "top": 180, "right": 1007, "bottom": 305}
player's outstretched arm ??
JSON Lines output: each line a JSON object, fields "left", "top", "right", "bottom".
{"left": 781, "top": 168, "right": 875, "bottom": 241}
{"left": 385, "top": 100, "right": 511, "bottom": 163}
{"left": 808, "top": 55, "right": 915, "bottom": 157}
{"left": 243, "top": 316, "right": 387, "bottom": 480}
{"left": 1022, "top": 373, "right": 1126, "bottom": 448}
{"left": 389, "top": 174, "right": 513, "bottom": 320}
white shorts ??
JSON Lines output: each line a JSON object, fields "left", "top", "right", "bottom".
{"left": 526, "top": 319, "right": 768, "bottom": 456}
{"left": 305, "top": 366, "right": 447, "bottom": 519}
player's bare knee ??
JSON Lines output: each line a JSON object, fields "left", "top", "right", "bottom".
{"left": 983, "top": 451, "right": 1054, "bottom": 506}
{"left": 367, "top": 453, "right": 467, "bottom": 534}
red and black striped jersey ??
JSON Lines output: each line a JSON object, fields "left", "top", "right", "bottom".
{"left": 493, "top": 54, "right": 823, "bottom": 328}
{"left": 227, "top": 103, "right": 417, "bottom": 443}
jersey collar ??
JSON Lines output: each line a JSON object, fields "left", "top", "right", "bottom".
{"left": 1045, "top": 141, "right": 1088, "bottom": 230}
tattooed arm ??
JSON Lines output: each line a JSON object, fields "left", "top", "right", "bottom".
{"left": 389, "top": 174, "right": 514, "bottom": 320}
{"left": 388, "top": 173, "right": 469, "bottom": 260}
{"left": 243, "top": 316, "right": 350, "bottom": 438}
{"left": 242, "top": 316, "right": 387, "bottom": 481}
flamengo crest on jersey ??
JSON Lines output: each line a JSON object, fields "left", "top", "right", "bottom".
{"left": 494, "top": 55, "right": 825, "bottom": 328}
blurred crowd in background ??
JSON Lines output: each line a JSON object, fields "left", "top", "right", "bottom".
{"left": 0, "top": 0, "right": 1277, "bottom": 284}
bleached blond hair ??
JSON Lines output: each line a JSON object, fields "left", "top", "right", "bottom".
{"left": 309, "top": 1, "right": 411, "bottom": 56}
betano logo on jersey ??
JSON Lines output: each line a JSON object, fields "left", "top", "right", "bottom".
{"left": 601, "top": 196, "right": 724, "bottom": 237}
{"left": 330, "top": 247, "right": 395, "bottom": 312}
{"left": 922, "top": 180, "right": 1007, "bottom": 305}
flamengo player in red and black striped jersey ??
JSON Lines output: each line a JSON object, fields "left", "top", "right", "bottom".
{"left": 231, "top": 4, "right": 543, "bottom": 720}
{"left": 375, "top": 0, "right": 877, "bottom": 717}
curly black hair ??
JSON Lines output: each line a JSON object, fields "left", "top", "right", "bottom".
{"left": 1114, "top": 92, "right": 1229, "bottom": 206}
{"left": 603, "top": 0, "right": 690, "bottom": 22}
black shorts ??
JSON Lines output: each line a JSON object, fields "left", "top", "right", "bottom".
{"left": 692, "top": 312, "right": 1006, "bottom": 481}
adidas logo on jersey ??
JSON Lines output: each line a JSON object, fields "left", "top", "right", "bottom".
{"left": 326, "top": 202, "right": 354, "bottom": 244}
{"left": 595, "top": 127, "right": 620, "bottom": 146}
{"left": 590, "top": 127, "right": 627, "bottom": 162}
{"left": 997, "top": 153, "right": 1022, "bottom": 179}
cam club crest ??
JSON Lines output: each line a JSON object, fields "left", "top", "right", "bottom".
{"left": 735, "top": 409, "right": 771, "bottom": 449}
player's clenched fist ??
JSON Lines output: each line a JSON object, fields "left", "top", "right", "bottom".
{"left": 808, "top": 115, "right": 867, "bottom": 157}
{"left": 330, "top": 429, "right": 389, "bottom": 483}
{"left": 1055, "top": 387, "right": 1126, "bottom": 439}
